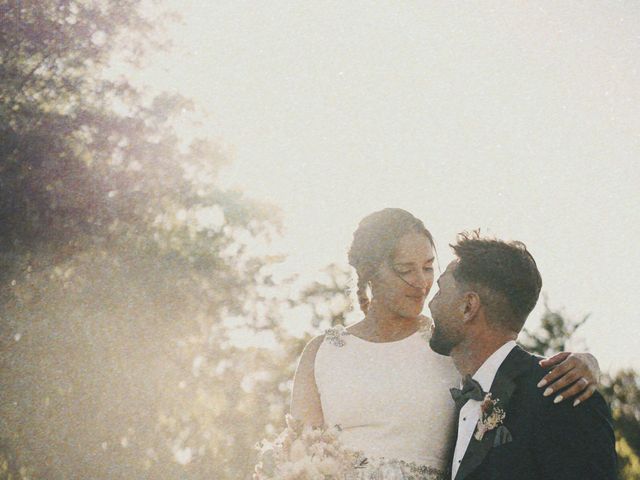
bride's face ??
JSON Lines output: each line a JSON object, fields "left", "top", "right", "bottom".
{"left": 370, "top": 232, "right": 435, "bottom": 319}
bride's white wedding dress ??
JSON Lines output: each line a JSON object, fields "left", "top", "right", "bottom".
{"left": 314, "top": 322, "right": 458, "bottom": 479}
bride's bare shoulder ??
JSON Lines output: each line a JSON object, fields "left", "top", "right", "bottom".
{"left": 291, "top": 334, "right": 326, "bottom": 425}
{"left": 299, "top": 333, "right": 326, "bottom": 362}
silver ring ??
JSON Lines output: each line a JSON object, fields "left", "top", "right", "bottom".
{"left": 580, "top": 377, "right": 589, "bottom": 386}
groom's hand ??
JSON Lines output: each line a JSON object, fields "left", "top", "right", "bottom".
{"left": 537, "top": 352, "right": 600, "bottom": 407}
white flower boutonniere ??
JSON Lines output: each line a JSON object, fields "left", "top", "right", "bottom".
{"left": 474, "top": 393, "right": 506, "bottom": 441}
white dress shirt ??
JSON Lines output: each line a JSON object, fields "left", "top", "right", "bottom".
{"left": 451, "top": 340, "right": 517, "bottom": 479}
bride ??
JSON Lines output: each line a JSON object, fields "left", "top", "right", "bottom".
{"left": 290, "top": 208, "right": 600, "bottom": 479}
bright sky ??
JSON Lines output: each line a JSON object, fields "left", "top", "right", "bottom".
{"left": 123, "top": 1, "right": 639, "bottom": 372}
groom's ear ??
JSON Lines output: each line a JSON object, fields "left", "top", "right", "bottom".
{"left": 461, "top": 292, "right": 481, "bottom": 323}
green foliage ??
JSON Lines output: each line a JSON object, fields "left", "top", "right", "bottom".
{"left": 299, "top": 263, "right": 354, "bottom": 329}
{"left": 1, "top": 1, "right": 285, "bottom": 478}
{"left": 602, "top": 370, "right": 640, "bottom": 480}
{"left": 519, "top": 296, "right": 588, "bottom": 357}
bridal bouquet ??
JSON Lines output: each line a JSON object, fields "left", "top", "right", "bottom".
{"left": 254, "top": 414, "right": 362, "bottom": 479}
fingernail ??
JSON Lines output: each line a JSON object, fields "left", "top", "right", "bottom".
{"left": 543, "top": 387, "right": 553, "bottom": 397}
{"left": 537, "top": 379, "right": 547, "bottom": 388}
{"left": 554, "top": 395, "right": 563, "bottom": 404}
{"left": 573, "top": 399, "right": 581, "bottom": 407}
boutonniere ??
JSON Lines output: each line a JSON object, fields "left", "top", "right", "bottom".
{"left": 474, "top": 393, "right": 506, "bottom": 441}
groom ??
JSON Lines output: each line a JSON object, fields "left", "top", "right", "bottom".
{"left": 428, "top": 233, "right": 617, "bottom": 480}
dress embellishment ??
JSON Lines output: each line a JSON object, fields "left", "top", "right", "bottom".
{"left": 346, "top": 456, "right": 448, "bottom": 480}
{"left": 325, "top": 324, "right": 350, "bottom": 347}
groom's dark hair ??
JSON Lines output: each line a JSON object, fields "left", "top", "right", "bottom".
{"left": 451, "top": 231, "right": 542, "bottom": 332}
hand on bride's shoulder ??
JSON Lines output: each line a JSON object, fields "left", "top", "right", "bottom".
{"left": 290, "top": 334, "right": 325, "bottom": 427}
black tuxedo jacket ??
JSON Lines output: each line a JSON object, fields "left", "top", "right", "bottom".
{"left": 453, "top": 346, "right": 617, "bottom": 480}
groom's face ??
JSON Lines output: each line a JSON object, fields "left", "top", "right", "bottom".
{"left": 428, "top": 261, "right": 466, "bottom": 355}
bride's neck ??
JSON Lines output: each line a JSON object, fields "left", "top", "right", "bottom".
{"left": 362, "top": 302, "right": 420, "bottom": 341}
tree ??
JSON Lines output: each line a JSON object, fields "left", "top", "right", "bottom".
{"left": 602, "top": 370, "right": 640, "bottom": 480}
{"left": 519, "top": 296, "right": 588, "bottom": 357}
{"left": 299, "top": 263, "right": 354, "bottom": 330}
{"left": 1, "top": 1, "right": 283, "bottom": 478}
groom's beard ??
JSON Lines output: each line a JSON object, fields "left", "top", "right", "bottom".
{"left": 429, "top": 327, "right": 455, "bottom": 356}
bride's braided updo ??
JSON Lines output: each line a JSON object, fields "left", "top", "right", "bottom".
{"left": 348, "top": 208, "right": 434, "bottom": 315}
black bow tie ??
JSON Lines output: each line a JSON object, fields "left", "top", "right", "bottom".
{"left": 450, "top": 375, "right": 486, "bottom": 410}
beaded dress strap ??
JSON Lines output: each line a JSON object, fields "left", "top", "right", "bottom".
{"left": 324, "top": 324, "right": 350, "bottom": 347}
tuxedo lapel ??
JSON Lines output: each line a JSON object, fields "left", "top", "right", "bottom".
{"left": 454, "top": 346, "right": 533, "bottom": 480}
